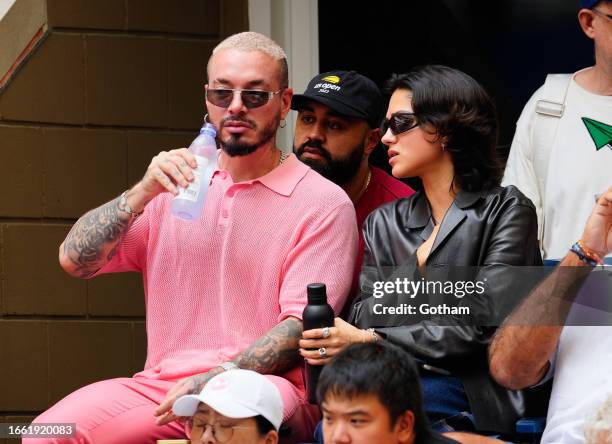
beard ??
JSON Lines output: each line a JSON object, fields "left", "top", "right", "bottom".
{"left": 219, "top": 114, "right": 279, "bottom": 157}
{"left": 294, "top": 139, "right": 364, "bottom": 186}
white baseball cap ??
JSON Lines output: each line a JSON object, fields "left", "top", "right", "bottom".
{"left": 172, "top": 369, "right": 284, "bottom": 431}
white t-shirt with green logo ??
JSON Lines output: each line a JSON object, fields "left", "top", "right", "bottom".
{"left": 504, "top": 71, "right": 612, "bottom": 444}
{"left": 503, "top": 72, "right": 612, "bottom": 260}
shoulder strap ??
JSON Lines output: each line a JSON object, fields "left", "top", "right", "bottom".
{"left": 531, "top": 74, "right": 572, "bottom": 172}
{"left": 535, "top": 74, "right": 572, "bottom": 117}
{"left": 530, "top": 73, "right": 572, "bottom": 257}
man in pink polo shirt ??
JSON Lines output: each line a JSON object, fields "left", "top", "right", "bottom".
{"left": 292, "top": 70, "right": 414, "bottom": 309}
{"left": 30, "top": 32, "right": 357, "bottom": 444}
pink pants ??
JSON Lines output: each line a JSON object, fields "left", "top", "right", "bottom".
{"left": 25, "top": 376, "right": 320, "bottom": 444}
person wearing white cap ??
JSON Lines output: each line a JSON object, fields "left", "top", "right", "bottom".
{"left": 173, "top": 369, "right": 283, "bottom": 444}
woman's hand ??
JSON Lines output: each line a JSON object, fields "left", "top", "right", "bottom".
{"left": 299, "top": 318, "right": 371, "bottom": 365}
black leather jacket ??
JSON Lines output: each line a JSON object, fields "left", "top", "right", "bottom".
{"left": 350, "top": 185, "right": 542, "bottom": 434}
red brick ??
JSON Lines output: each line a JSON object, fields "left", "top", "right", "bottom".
{"left": 2, "top": 224, "right": 86, "bottom": 315}
{"left": 42, "top": 127, "right": 127, "bottom": 218}
{"left": 0, "top": 321, "right": 48, "bottom": 411}
{"left": 88, "top": 272, "right": 145, "bottom": 317}
{"left": 48, "top": 321, "right": 133, "bottom": 404}
{"left": 0, "top": 126, "right": 43, "bottom": 217}
{"left": 133, "top": 321, "right": 147, "bottom": 372}
{"left": 220, "top": 0, "right": 249, "bottom": 38}
{"left": 168, "top": 39, "right": 215, "bottom": 130}
{"left": 47, "top": 0, "right": 126, "bottom": 30}
{"left": 0, "top": 33, "right": 85, "bottom": 124}
{"left": 86, "top": 35, "right": 168, "bottom": 127}
{"left": 126, "top": 0, "right": 219, "bottom": 35}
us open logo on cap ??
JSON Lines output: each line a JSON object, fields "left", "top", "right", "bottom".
{"left": 314, "top": 75, "right": 341, "bottom": 94}
{"left": 321, "top": 75, "right": 340, "bottom": 84}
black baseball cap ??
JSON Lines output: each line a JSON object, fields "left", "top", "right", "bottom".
{"left": 580, "top": 0, "right": 599, "bottom": 8}
{"left": 291, "top": 70, "right": 384, "bottom": 128}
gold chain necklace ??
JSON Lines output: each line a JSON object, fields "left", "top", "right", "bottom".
{"left": 279, "top": 150, "right": 290, "bottom": 165}
{"left": 356, "top": 168, "right": 372, "bottom": 202}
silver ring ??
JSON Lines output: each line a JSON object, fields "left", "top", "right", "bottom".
{"left": 322, "top": 327, "right": 330, "bottom": 339}
{"left": 318, "top": 347, "right": 327, "bottom": 358}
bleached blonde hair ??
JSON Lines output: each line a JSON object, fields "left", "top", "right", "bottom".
{"left": 208, "top": 31, "right": 288, "bottom": 89}
{"left": 585, "top": 397, "right": 612, "bottom": 444}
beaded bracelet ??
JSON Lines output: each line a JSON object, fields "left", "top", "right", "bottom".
{"left": 570, "top": 241, "right": 603, "bottom": 266}
{"left": 578, "top": 240, "right": 605, "bottom": 264}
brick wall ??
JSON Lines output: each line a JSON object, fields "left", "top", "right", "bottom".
{"left": 0, "top": 1, "right": 248, "bottom": 440}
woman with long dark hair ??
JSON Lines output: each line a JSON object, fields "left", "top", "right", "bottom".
{"left": 299, "top": 65, "right": 542, "bottom": 436}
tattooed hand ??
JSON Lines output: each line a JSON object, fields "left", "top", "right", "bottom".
{"left": 155, "top": 368, "right": 223, "bottom": 425}
{"left": 154, "top": 317, "right": 303, "bottom": 425}
{"left": 140, "top": 148, "right": 198, "bottom": 197}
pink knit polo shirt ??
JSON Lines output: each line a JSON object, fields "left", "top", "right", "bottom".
{"left": 94, "top": 154, "right": 357, "bottom": 386}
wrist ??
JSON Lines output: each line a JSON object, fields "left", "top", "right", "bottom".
{"left": 124, "top": 183, "right": 150, "bottom": 214}
{"left": 218, "top": 361, "right": 239, "bottom": 372}
{"left": 580, "top": 239, "right": 607, "bottom": 261}
{"left": 570, "top": 240, "right": 603, "bottom": 266}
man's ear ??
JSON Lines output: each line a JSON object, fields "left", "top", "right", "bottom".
{"left": 264, "top": 429, "right": 279, "bottom": 444}
{"left": 578, "top": 9, "right": 596, "bottom": 39}
{"left": 364, "top": 127, "right": 381, "bottom": 157}
{"left": 280, "top": 88, "right": 294, "bottom": 120}
{"left": 396, "top": 410, "right": 416, "bottom": 444}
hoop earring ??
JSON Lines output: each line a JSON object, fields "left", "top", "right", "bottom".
{"left": 204, "top": 114, "right": 211, "bottom": 124}
{"left": 280, "top": 118, "right": 287, "bottom": 128}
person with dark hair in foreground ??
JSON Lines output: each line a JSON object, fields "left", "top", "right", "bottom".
{"left": 300, "top": 65, "right": 541, "bottom": 437}
{"left": 317, "top": 342, "right": 458, "bottom": 444}
{"left": 173, "top": 369, "right": 282, "bottom": 444}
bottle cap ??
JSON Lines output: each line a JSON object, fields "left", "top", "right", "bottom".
{"left": 307, "top": 283, "right": 327, "bottom": 304}
{"left": 200, "top": 122, "right": 217, "bottom": 137}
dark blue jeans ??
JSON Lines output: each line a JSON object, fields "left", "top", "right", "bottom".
{"left": 421, "top": 375, "right": 474, "bottom": 432}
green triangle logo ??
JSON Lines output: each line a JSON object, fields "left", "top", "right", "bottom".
{"left": 582, "top": 117, "right": 612, "bottom": 151}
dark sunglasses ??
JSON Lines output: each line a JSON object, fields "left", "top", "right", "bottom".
{"left": 206, "top": 88, "right": 281, "bottom": 109}
{"left": 381, "top": 112, "right": 419, "bottom": 136}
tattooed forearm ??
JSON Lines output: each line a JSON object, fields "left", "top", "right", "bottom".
{"left": 189, "top": 367, "right": 225, "bottom": 393}
{"left": 61, "top": 196, "right": 133, "bottom": 278}
{"left": 234, "top": 317, "right": 303, "bottom": 375}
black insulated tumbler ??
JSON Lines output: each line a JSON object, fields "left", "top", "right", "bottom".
{"left": 302, "top": 283, "right": 334, "bottom": 404}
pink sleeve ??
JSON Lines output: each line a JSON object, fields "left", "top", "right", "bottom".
{"left": 92, "top": 205, "right": 151, "bottom": 277}
{"left": 277, "top": 201, "right": 358, "bottom": 322}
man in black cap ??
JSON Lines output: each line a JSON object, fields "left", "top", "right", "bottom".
{"left": 292, "top": 70, "right": 414, "bottom": 306}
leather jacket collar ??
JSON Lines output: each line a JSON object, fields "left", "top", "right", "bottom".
{"left": 406, "top": 189, "right": 490, "bottom": 256}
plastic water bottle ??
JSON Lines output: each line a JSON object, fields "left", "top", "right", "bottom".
{"left": 303, "top": 283, "right": 335, "bottom": 404}
{"left": 171, "top": 123, "right": 218, "bottom": 221}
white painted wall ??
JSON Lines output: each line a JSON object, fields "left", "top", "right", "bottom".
{"left": 0, "top": 0, "right": 17, "bottom": 19}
